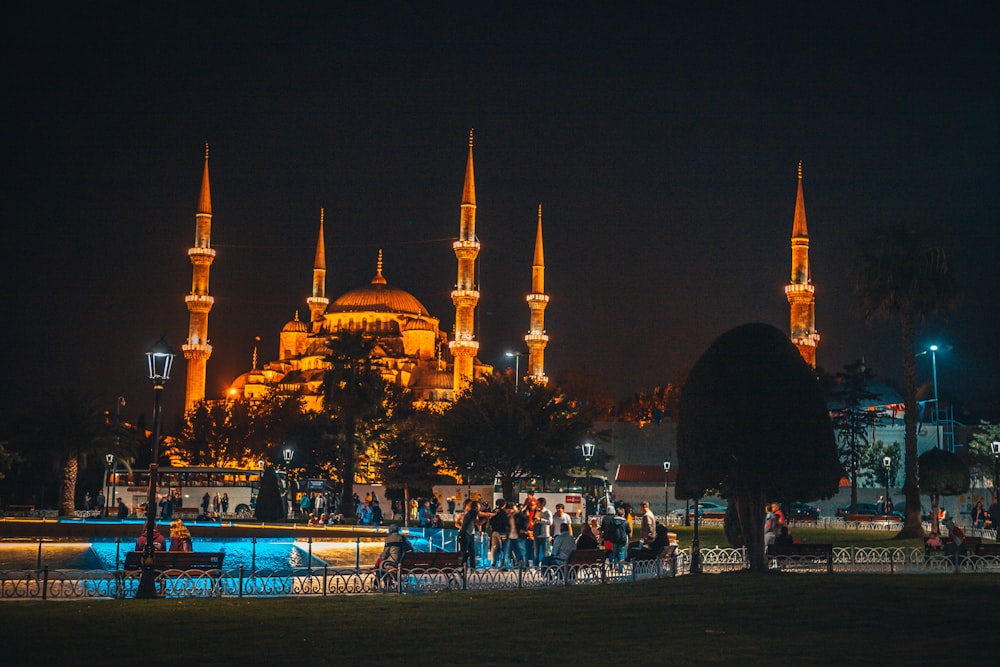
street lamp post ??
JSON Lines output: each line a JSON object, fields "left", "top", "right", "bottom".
{"left": 991, "top": 442, "right": 1000, "bottom": 514}
{"left": 690, "top": 497, "right": 702, "bottom": 574}
{"left": 105, "top": 453, "right": 115, "bottom": 517}
{"left": 883, "top": 455, "right": 892, "bottom": 515}
{"left": 918, "top": 345, "right": 946, "bottom": 449}
{"left": 283, "top": 447, "right": 293, "bottom": 519}
{"left": 505, "top": 351, "right": 525, "bottom": 390}
{"left": 466, "top": 462, "right": 474, "bottom": 501}
{"left": 663, "top": 461, "right": 671, "bottom": 520}
{"left": 135, "top": 337, "right": 174, "bottom": 599}
{"left": 581, "top": 442, "right": 595, "bottom": 523}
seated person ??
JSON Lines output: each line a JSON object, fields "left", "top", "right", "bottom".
{"left": 627, "top": 522, "right": 669, "bottom": 561}
{"left": 169, "top": 519, "right": 193, "bottom": 552}
{"left": 576, "top": 519, "right": 601, "bottom": 550}
{"left": 542, "top": 523, "right": 577, "bottom": 566}
{"left": 924, "top": 531, "right": 944, "bottom": 552}
{"left": 376, "top": 524, "right": 414, "bottom": 573}
{"left": 135, "top": 528, "right": 166, "bottom": 552}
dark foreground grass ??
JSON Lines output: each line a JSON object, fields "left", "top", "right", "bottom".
{"left": 2, "top": 573, "right": 996, "bottom": 666}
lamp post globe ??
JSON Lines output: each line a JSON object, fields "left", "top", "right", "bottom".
{"left": 505, "top": 351, "right": 524, "bottom": 390}
{"left": 135, "top": 337, "right": 174, "bottom": 599}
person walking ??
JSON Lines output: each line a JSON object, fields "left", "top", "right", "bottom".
{"left": 459, "top": 499, "right": 481, "bottom": 569}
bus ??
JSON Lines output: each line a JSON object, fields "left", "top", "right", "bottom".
{"left": 109, "top": 466, "right": 288, "bottom": 519}
{"left": 494, "top": 474, "right": 615, "bottom": 520}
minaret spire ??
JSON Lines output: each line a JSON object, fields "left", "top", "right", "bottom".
{"left": 784, "top": 161, "right": 819, "bottom": 367}
{"left": 525, "top": 204, "right": 550, "bottom": 383}
{"left": 183, "top": 143, "right": 217, "bottom": 411}
{"left": 450, "top": 130, "right": 481, "bottom": 395}
{"left": 306, "top": 208, "right": 329, "bottom": 330}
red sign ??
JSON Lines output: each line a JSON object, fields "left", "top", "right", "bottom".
{"left": 565, "top": 494, "right": 582, "bottom": 504}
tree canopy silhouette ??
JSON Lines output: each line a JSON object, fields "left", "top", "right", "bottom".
{"left": 676, "top": 323, "right": 840, "bottom": 571}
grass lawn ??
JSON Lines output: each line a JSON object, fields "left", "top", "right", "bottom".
{"left": 2, "top": 572, "right": 996, "bottom": 666}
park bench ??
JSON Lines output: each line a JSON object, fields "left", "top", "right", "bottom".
{"left": 383, "top": 550, "right": 466, "bottom": 591}
{"left": 975, "top": 542, "right": 1000, "bottom": 557}
{"left": 3, "top": 504, "right": 35, "bottom": 515}
{"left": 766, "top": 543, "right": 834, "bottom": 572}
{"left": 123, "top": 551, "right": 225, "bottom": 575}
{"left": 700, "top": 512, "right": 726, "bottom": 524}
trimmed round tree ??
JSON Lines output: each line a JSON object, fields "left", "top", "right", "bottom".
{"left": 918, "top": 447, "right": 970, "bottom": 535}
{"left": 676, "top": 323, "right": 841, "bottom": 571}
{"left": 254, "top": 466, "right": 285, "bottom": 522}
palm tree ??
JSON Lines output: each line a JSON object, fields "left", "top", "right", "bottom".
{"left": 852, "top": 220, "right": 958, "bottom": 537}
{"left": 320, "top": 331, "right": 387, "bottom": 518}
{"left": 10, "top": 389, "right": 117, "bottom": 515}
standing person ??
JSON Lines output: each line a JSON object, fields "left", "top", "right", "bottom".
{"left": 607, "top": 506, "right": 630, "bottom": 568}
{"left": 299, "top": 492, "right": 311, "bottom": 519}
{"left": 943, "top": 516, "right": 967, "bottom": 563}
{"left": 489, "top": 499, "right": 510, "bottom": 567}
{"left": 551, "top": 503, "right": 572, "bottom": 538}
{"left": 764, "top": 505, "right": 779, "bottom": 546}
{"left": 221, "top": 493, "right": 230, "bottom": 515}
{"left": 514, "top": 504, "right": 532, "bottom": 566}
{"left": 418, "top": 500, "right": 432, "bottom": 528}
{"left": 159, "top": 493, "right": 174, "bottom": 522}
{"left": 988, "top": 495, "right": 1000, "bottom": 532}
{"left": 95, "top": 490, "right": 106, "bottom": 516}
{"left": 639, "top": 501, "right": 657, "bottom": 546}
{"left": 201, "top": 492, "right": 211, "bottom": 518}
{"left": 169, "top": 519, "right": 193, "bottom": 552}
{"left": 971, "top": 500, "right": 986, "bottom": 529}
{"left": 116, "top": 498, "right": 129, "bottom": 520}
{"left": 533, "top": 497, "right": 553, "bottom": 565}
{"left": 459, "top": 499, "right": 481, "bottom": 568}
{"left": 600, "top": 507, "right": 617, "bottom": 555}
{"left": 876, "top": 495, "right": 886, "bottom": 515}
{"left": 371, "top": 498, "right": 383, "bottom": 526}
{"left": 212, "top": 492, "right": 222, "bottom": 519}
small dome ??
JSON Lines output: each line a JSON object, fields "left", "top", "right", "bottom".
{"left": 402, "top": 317, "right": 435, "bottom": 332}
{"left": 282, "top": 311, "right": 308, "bottom": 333}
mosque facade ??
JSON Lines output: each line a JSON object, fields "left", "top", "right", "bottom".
{"left": 181, "top": 133, "right": 550, "bottom": 412}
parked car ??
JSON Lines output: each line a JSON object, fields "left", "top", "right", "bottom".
{"left": 788, "top": 502, "right": 820, "bottom": 520}
{"left": 837, "top": 502, "right": 903, "bottom": 518}
{"left": 668, "top": 501, "right": 727, "bottom": 519}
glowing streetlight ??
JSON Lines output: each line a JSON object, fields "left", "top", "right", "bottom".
{"left": 135, "top": 337, "right": 174, "bottom": 599}
{"left": 663, "top": 461, "right": 671, "bottom": 519}
{"left": 581, "top": 441, "right": 595, "bottom": 522}
{"left": 505, "top": 351, "right": 525, "bottom": 390}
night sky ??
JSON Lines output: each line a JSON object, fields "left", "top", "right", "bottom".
{"left": 3, "top": 4, "right": 998, "bottom": 429}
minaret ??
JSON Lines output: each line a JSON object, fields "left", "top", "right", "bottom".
{"left": 182, "top": 144, "right": 216, "bottom": 411}
{"left": 784, "top": 161, "right": 819, "bottom": 367}
{"left": 306, "top": 208, "right": 329, "bottom": 331}
{"left": 449, "top": 130, "right": 481, "bottom": 394}
{"left": 525, "top": 204, "right": 549, "bottom": 383}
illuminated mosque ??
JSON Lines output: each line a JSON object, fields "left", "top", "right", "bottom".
{"left": 180, "top": 132, "right": 550, "bottom": 412}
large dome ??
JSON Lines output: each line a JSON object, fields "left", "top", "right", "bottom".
{"left": 329, "top": 269, "right": 430, "bottom": 316}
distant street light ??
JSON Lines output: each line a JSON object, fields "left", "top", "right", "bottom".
{"left": 918, "top": 344, "right": 948, "bottom": 449}
{"left": 883, "top": 455, "right": 892, "bottom": 515}
{"left": 505, "top": 351, "right": 525, "bottom": 390}
{"left": 283, "top": 447, "right": 294, "bottom": 519}
{"left": 690, "top": 496, "right": 703, "bottom": 574}
{"left": 663, "top": 461, "right": 671, "bottom": 520}
{"left": 991, "top": 442, "right": 1000, "bottom": 511}
{"left": 136, "top": 337, "right": 175, "bottom": 600}
{"left": 581, "top": 442, "right": 595, "bottom": 522}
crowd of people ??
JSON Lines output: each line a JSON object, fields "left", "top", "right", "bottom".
{"left": 436, "top": 493, "right": 672, "bottom": 570}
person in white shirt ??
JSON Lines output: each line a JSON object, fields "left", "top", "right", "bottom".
{"left": 551, "top": 503, "right": 572, "bottom": 538}
{"left": 533, "top": 497, "right": 553, "bottom": 564}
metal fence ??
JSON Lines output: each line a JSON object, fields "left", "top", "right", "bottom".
{"left": 3, "top": 547, "right": 999, "bottom": 600}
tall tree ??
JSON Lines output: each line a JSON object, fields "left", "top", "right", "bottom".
{"left": 918, "top": 448, "right": 970, "bottom": 535}
{"left": 829, "top": 359, "right": 882, "bottom": 513}
{"left": 9, "top": 390, "right": 117, "bottom": 515}
{"left": 321, "top": 331, "right": 387, "bottom": 518}
{"left": 676, "top": 323, "right": 841, "bottom": 571}
{"left": 436, "top": 372, "right": 591, "bottom": 501}
{"left": 852, "top": 220, "right": 959, "bottom": 537}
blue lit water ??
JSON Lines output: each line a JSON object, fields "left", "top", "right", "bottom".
{"left": 90, "top": 539, "right": 325, "bottom": 570}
